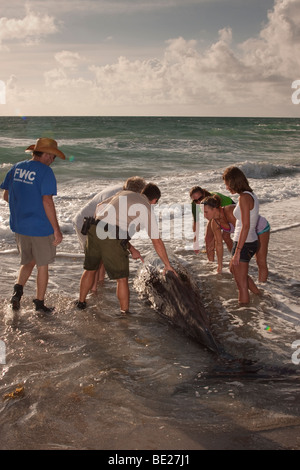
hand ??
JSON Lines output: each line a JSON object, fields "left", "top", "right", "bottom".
{"left": 129, "top": 245, "right": 144, "bottom": 263}
{"left": 53, "top": 229, "right": 63, "bottom": 246}
{"left": 163, "top": 265, "right": 178, "bottom": 277}
{"left": 193, "top": 240, "right": 200, "bottom": 253}
{"left": 230, "top": 252, "right": 240, "bottom": 268}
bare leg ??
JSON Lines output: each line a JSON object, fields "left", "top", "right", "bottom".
{"left": 17, "top": 260, "right": 36, "bottom": 286}
{"left": 231, "top": 262, "right": 258, "bottom": 304}
{"left": 36, "top": 265, "right": 49, "bottom": 300}
{"left": 256, "top": 231, "right": 270, "bottom": 282}
{"left": 116, "top": 277, "right": 130, "bottom": 312}
{"left": 91, "top": 269, "right": 100, "bottom": 293}
{"left": 11, "top": 260, "right": 36, "bottom": 310}
{"left": 247, "top": 274, "right": 261, "bottom": 295}
{"left": 79, "top": 270, "right": 97, "bottom": 302}
{"left": 205, "top": 221, "right": 215, "bottom": 261}
{"left": 99, "top": 263, "right": 106, "bottom": 282}
{"left": 91, "top": 263, "right": 106, "bottom": 292}
{"left": 31, "top": 264, "right": 56, "bottom": 312}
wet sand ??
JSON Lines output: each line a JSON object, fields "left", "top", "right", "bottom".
{"left": 0, "top": 231, "right": 300, "bottom": 450}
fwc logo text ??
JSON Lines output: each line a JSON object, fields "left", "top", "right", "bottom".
{"left": 14, "top": 168, "right": 36, "bottom": 183}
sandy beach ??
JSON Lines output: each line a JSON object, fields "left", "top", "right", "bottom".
{"left": 1, "top": 230, "right": 300, "bottom": 451}
{"left": 1, "top": 117, "right": 300, "bottom": 450}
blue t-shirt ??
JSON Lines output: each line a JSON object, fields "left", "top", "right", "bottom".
{"left": 0, "top": 159, "right": 57, "bottom": 236}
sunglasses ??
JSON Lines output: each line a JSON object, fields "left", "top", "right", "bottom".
{"left": 192, "top": 196, "right": 203, "bottom": 203}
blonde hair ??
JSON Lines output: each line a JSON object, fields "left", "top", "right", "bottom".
{"left": 123, "top": 176, "right": 146, "bottom": 193}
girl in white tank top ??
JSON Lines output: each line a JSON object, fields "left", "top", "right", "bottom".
{"left": 233, "top": 191, "right": 259, "bottom": 243}
{"left": 222, "top": 166, "right": 261, "bottom": 305}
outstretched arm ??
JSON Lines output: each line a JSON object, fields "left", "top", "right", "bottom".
{"left": 211, "top": 220, "right": 224, "bottom": 273}
{"left": 128, "top": 243, "right": 144, "bottom": 263}
{"left": 151, "top": 238, "right": 177, "bottom": 276}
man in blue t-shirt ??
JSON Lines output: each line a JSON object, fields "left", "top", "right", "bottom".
{"left": 0, "top": 137, "right": 65, "bottom": 313}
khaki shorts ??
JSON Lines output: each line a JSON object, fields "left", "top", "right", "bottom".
{"left": 16, "top": 233, "right": 56, "bottom": 266}
{"left": 84, "top": 225, "right": 129, "bottom": 279}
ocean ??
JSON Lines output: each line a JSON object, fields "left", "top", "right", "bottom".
{"left": 0, "top": 116, "right": 300, "bottom": 450}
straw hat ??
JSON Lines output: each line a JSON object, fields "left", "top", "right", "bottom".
{"left": 25, "top": 137, "right": 66, "bottom": 160}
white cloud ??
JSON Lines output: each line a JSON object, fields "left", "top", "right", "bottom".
{"left": 1, "top": 0, "right": 300, "bottom": 116}
{"left": 240, "top": 0, "right": 300, "bottom": 79}
{"left": 6, "top": 75, "right": 18, "bottom": 89}
{"left": 44, "top": 68, "right": 67, "bottom": 87}
{"left": 55, "top": 51, "right": 82, "bottom": 69}
{"left": 0, "top": 10, "right": 58, "bottom": 49}
{"left": 84, "top": 8, "right": 297, "bottom": 114}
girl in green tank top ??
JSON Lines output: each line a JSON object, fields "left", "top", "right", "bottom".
{"left": 189, "top": 186, "right": 235, "bottom": 259}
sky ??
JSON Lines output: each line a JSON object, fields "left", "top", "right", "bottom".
{"left": 0, "top": 0, "right": 300, "bottom": 117}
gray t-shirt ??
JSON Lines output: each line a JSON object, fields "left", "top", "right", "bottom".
{"left": 95, "top": 190, "right": 159, "bottom": 240}
{"left": 73, "top": 183, "right": 123, "bottom": 248}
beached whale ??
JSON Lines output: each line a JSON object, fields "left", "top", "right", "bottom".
{"left": 135, "top": 255, "right": 299, "bottom": 381}
{"left": 134, "top": 254, "right": 223, "bottom": 355}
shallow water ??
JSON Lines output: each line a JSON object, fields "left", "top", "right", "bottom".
{"left": 0, "top": 222, "right": 299, "bottom": 450}
{"left": 0, "top": 116, "right": 300, "bottom": 450}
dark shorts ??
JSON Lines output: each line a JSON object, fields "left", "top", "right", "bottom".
{"left": 232, "top": 240, "right": 258, "bottom": 263}
{"left": 84, "top": 224, "right": 129, "bottom": 279}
